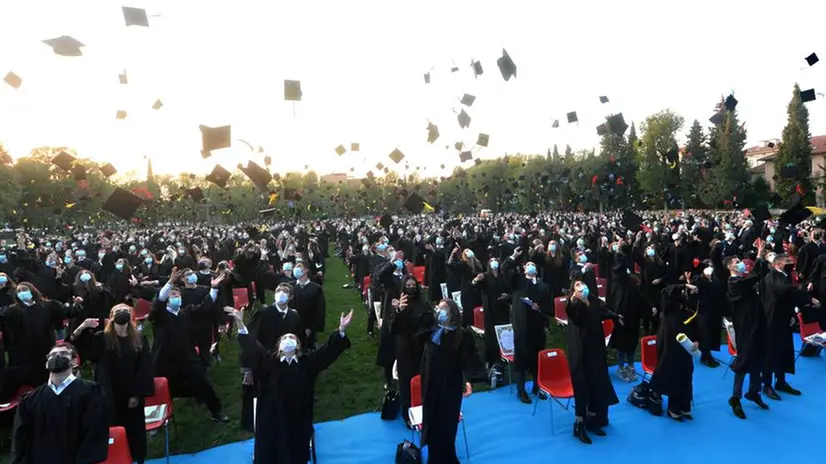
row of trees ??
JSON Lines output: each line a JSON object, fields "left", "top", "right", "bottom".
{"left": 0, "top": 85, "right": 814, "bottom": 226}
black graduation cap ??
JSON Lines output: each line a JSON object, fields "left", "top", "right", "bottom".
{"left": 552, "top": 119, "right": 559, "bottom": 128}
{"left": 118, "top": 71, "right": 128, "bottom": 84}
{"left": 474, "top": 159, "right": 482, "bottom": 166}
{"left": 263, "top": 155, "right": 272, "bottom": 166}
{"left": 709, "top": 111, "right": 726, "bottom": 125}
{"left": 52, "top": 152, "right": 76, "bottom": 171}
{"left": 606, "top": 113, "right": 628, "bottom": 136}
{"left": 284, "top": 80, "right": 302, "bottom": 101}
{"left": 99, "top": 163, "right": 117, "bottom": 177}
{"left": 380, "top": 214, "right": 393, "bottom": 229}
{"left": 426, "top": 123, "right": 440, "bottom": 144}
{"left": 116, "top": 110, "right": 128, "bottom": 120}
{"left": 376, "top": 162, "right": 385, "bottom": 171}
{"left": 122, "top": 6, "right": 150, "bottom": 27}
{"left": 424, "top": 72, "right": 431, "bottom": 84}
{"left": 567, "top": 112, "right": 578, "bottom": 123}
{"left": 206, "top": 164, "right": 231, "bottom": 188}
{"left": 778, "top": 199, "right": 812, "bottom": 225}
{"left": 620, "top": 210, "right": 643, "bottom": 232}
{"left": 454, "top": 141, "right": 463, "bottom": 151}
{"left": 199, "top": 125, "right": 231, "bottom": 158}
{"left": 457, "top": 109, "right": 471, "bottom": 128}
{"left": 472, "top": 60, "right": 483, "bottom": 78}
{"left": 749, "top": 205, "right": 771, "bottom": 223}
{"left": 42, "top": 36, "right": 85, "bottom": 56}
{"left": 450, "top": 66, "right": 459, "bottom": 73}
{"left": 497, "top": 49, "right": 516, "bottom": 81}
{"left": 335, "top": 145, "right": 346, "bottom": 156}
{"left": 459, "top": 151, "right": 472, "bottom": 162}
{"left": 389, "top": 148, "right": 405, "bottom": 164}
{"left": 805, "top": 53, "right": 819, "bottom": 67}
{"left": 186, "top": 187, "right": 204, "bottom": 203}
{"left": 244, "top": 161, "right": 272, "bottom": 190}
{"left": 599, "top": 96, "right": 609, "bottom": 104}
{"left": 404, "top": 192, "right": 428, "bottom": 214}
{"left": 596, "top": 124, "right": 608, "bottom": 136}
{"left": 383, "top": 167, "right": 390, "bottom": 174}
{"left": 801, "top": 88, "right": 816, "bottom": 103}
{"left": 152, "top": 99, "right": 163, "bottom": 110}
{"left": 780, "top": 164, "right": 798, "bottom": 178}
{"left": 72, "top": 165, "right": 87, "bottom": 182}
{"left": 477, "top": 133, "right": 489, "bottom": 147}
{"left": 461, "top": 94, "right": 476, "bottom": 106}
{"left": 351, "top": 143, "right": 360, "bottom": 151}
{"left": 4, "top": 72, "right": 22, "bottom": 89}
{"left": 665, "top": 145, "right": 679, "bottom": 165}
{"left": 102, "top": 187, "right": 142, "bottom": 220}
{"left": 724, "top": 94, "right": 738, "bottom": 111}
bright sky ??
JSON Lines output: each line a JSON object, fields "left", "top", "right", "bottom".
{"left": 1, "top": 1, "right": 826, "bottom": 180}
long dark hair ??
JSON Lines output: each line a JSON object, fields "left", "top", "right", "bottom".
{"left": 13, "top": 282, "right": 46, "bottom": 304}
{"left": 438, "top": 299, "right": 464, "bottom": 350}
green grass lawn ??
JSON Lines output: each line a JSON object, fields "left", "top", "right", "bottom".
{"left": 0, "top": 253, "right": 619, "bottom": 462}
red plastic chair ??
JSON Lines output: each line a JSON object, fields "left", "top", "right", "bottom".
{"left": 602, "top": 319, "right": 614, "bottom": 346}
{"left": 500, "top": 344, "right": 515, "bottom": 393}
{"left": 796, "top": 312, "right": 824, "bottom": 361}
{"left": 531, "top": 349, "right": 575, "bottom": 434}
{"left": 722, "top": 332, "right": 738, "bottom": 379}
{"left": 472, "top": 306, "right": 485, "bottom": 335}
{"left": 554, "top": 297, "right": 569, "bottom": 326}
{"left": 362, "top": 276, "right": 371, "bottom": 299}
{"left": 0, "top": 385, "right": 34, "bottom": 413}
{"left": 133, "top": 298, "right": 151, "bottom": 321}
{"left": 409, "top": 375, "right": 468, "bottom": 458}
{"left": 103, "top": 426, "right": 133, "bottom": 464}
{"left": 640, "top": 335, "right": 658, "bottom": 380}
{"left": 145, "top": 377, "right": 173, "bottom": 464}
{"left": 406, "top": 262, "right": 415, "bottom": 276}
{"left": 232, "top": 288, "right": 249, "bottom": 309}
{"left": 412, "top": 266, "right": 425, "bottom": 285}
{"left": 592, "top": 264, "right": 600, "bottom": 277}
{"left": 596, "top": 278, "right": 607, "bottom": 298}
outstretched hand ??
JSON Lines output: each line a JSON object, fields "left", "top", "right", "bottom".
{"left": 339, "top": 309, "right": 354, "bottom": 332}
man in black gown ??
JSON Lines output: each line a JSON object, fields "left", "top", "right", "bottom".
{"left": 12, "top": 342, "right": 109, "bottom": 464}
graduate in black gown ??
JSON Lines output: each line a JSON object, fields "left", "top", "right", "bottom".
{"left": 419, "top": 299, "right": 485, "bottom": 464}
{"left": 649, "top": 283, "right": 700, "bottom": 421}
{"left": 424, "top": 237, "right": 448, "bottom": 303}
{"left": 11, "top": 342, "right": 109, "bottom": 464}
{"left": 565, "top": 280, "right": 621, "bottom": 444}
{"left": 690, "top": 263, "right": 729, "bottom": 368}
{"left": 471, "top": 257, "right": 513, "bottom": 368}
{"left": 73, "top": 304, "right": 155, "bottom": 464}
{"left": 229, "top": 306, "right": 353, "bottom": 464}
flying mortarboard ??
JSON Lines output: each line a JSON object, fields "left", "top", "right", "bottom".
{"left": 102, "top": 187, "right": 143, "bottom": 220}
{"left": 596, "top": 124, "right": 608, "bottom": 136}
{"left": 800, "top": 88, "right": 816, "bottom": 103}
{"left": 474, "top": 159, "right": 482, "bottom": 166}
{"left": 599, "top": 96, "right": 609, "bottom": 104}
{"left": 457, "top": 109, "right": 471, "bottom": 128}
{"left": 199, "top": 124, "right": 231, "bottom": 158}
{"left": 245, "top": 161, "right": 272, "bottom": 189}
{"left": 206, "top": 164, "right": 231, "bottom": 188}
{"left": 778, "top": 198, "right": 812, "bottom": 226}
{"left": 284, "top": 80, "right": 302, "bottom": 101}
{"left": 460, "top": 93, "right": 476, "bottom": 106}
{"left": 152, "top": 99, "right": 163, "bottom": 110}
{"left": 380, "top": 214, "right": 393, "bottom": 229}
{"left": 389, "top": 148, "right": 405, "bottom": 164}
{"left": 4, "top": 72, "right": 22, "bottom": 89}
{"left": 724, "top": 94, "right": 738, "bottom": 111}
{"left": 376, "top": 162, "right": 385, "bottom": 171}
{"left": 383, "top": 167, "right": 390, "bottom": 174}
{"left": 709, "top": 111, "right": 725, "bottom": 125}
{"left": 335, "top": 145, "right": 347, "bottom": 156}
{"left": 42, "top": 36, "right": 85, "bottom": 56}
{"left": 552, "top": 119, "right": 559, "bottom": 128}
{"left": 472, "top": 60, "right": 483, "bottom": 78}
{"left": 459, "top": 151, "right": 473, "bottom": 163}
{"left": 497, "top": 49, "right": 516, "bottom": 81}
{"left": 476, "top": 133, "right": 489, "bottom": 147}
{"left": 52, "top": 152, "right": 76, "bottom": 171}
{"left": 186, "top": 187, "right": 204, "bottom": 203}
{"left": 749, "top": 205, "right": 771, "bottom": 223}
{"left": 263, "top": 155, "right": 272, "bottom": 166}
{"left": 99, "top": 163, "right": 117, "bottom": 177}
{"left": 118, "top": 72, "right": 128, "bottom": 84}
{"left": 567, "top": 112, "right": 578, "bottom": 124}
{"left": 424, "top": 72, "right": 431, "bottom": 84}
{"left": 606, "top": 113, "right": 629, "bottom": 136}
{"left": 72, "top": 165, "right": 87, "bottom": 182}
{"left": 116, "top": 110, "right": 127, "bottom": 120}
{"left": 122, "top": 6, "right": 150, "bottom": 27}
{"left": 805, "top": 53, "right": 819, "bottom": 67}
{"left": 427, "top": 122, "right": 440, "bottom": 143}
{"left": 351, "top": 143, "right": 360, "bottom": 151}
{"left": 404, "top": 192, "right": 429, "bottom": 214}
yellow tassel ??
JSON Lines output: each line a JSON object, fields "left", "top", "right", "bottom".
{"left": 683, "top": 310, "right": 698, "bottom": 325}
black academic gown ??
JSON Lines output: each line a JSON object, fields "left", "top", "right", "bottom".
{"left": 473, "top": 269, "right": 513, "bottom": 365}
{"left": 761, "top": 270, "right": 812, "bottom": 376}
{"left": 387, "top": 295, "right": 435, "bottom": 416}
{"left": 608, "top": 264, "right": 650, "bottom": 354}
{"left": 565, "top": 296, "right": 620, "bottom": 415}
{"left": 426, "top": 247, "right": 448, "bottom": 303}
{"left": 240, "top": 330, "right": 350, "bottom": 464}
{"left": 376, "top": 261, "right": 404, "bottom": 369}
{"left": 649, "top": 286, "right": 699, "bottom": 400}
{"left": 11, "top": 378, "right": 109, "bottom": 464}
{"left": 690, "top": 274, "right": 729, "bottom": 353}
{"left": 292, "top": 280, "right": 326, "bottom": 346}
{"left": 508, "top": 262, "right": 553, "bottom": 372}
{"left": 727, "top": 275, "right": 766, "bottom": 373}
{"left": 446, "top": 257, "right": 483, "bottom": 326}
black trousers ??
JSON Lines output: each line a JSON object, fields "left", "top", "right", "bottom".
{"left": 733, "top": 366, "right": 761, "bottom": 398}
{"left": 427, "top": 443, "right": 459, "bottom": 464}
{"left": 515, "top": 365, "right": 538, "bottom": 394}
{"left": 666, "top": 383, "right": 692, "bottom": 414}
{"left": 164, "top": 363, "right": 222, "bottom": 414}
{"left": 762, "top": 370, "right": 786, "bottom": 388}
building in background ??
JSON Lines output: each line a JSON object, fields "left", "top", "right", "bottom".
{"left": 747, "top": 135, "right": 826, "bottom": 204}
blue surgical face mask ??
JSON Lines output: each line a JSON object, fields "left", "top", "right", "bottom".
{"left": 735, "top": 262, "right": 746, "bottom": 274}
{"left": 490, "top": 260, "right": 499, "bottom": 270}
{"left": 767, "top": 236, "right": 774, "bottom": 243}
{"left": 465, "top": 250, "right": 475, "bottom": 259}
{"left": 46, "top": 260, "right": 56, "bottom": 268}
{"left": 646, "top": 248, "right": 655, "bottom": 257}
{"left": 80, "top": 273, "right": 92, "bottom": 283}
{"left": 17, "top": 290, "right": 32, "bottom": 302}
{"left": 64, "top": 257, "right": 72, "bottom": 265}
{"left": 581, "top": 286, "right": 590, "bottom": 298}
{"left": 186, "top": 274, "right": 197, "bottom": 284}
{"left": 435, "top": 238, "right": 443, "bottom": 246}
{"left": 376, "top": 244, "right": 388, "bottom": 252}
{"left": 577, "top": 239, "right": 585, "bottom": 248}
{"left": 0, "top": 276, "right": 7, "bottom": 285}
{"left": 393, "top": 259, "right": 404, "bottom": 270}
{"left": 283, "top": 263, "right": 293, "bottom": 272}
{"left": 611, "top": 244, "right": 618, "bottom": 253}
{"left": 0, "top": 255, "right": 6, "bottom": 263}
{"left": 293, "top": 267, "right": 304, "bottom": 279}
{"left": 140, "top": 249, "right": 148, "bottom": 256}
{"left": 168, "top": 296, "right": 182, "bottom": 309}
{"left": 437, "top": 308, "right": 449, "bottom": 324}
{"left": 549, "top": 244, "right": 557, "bottom": 252}
{"left": 77, "top": 252, "right": 86, "bottom": 259}
{"left": 579, "top": 254, "right": 588, "bottom": 264}
{"left": 145, "top": 257, "right": 153, "bottom": 265}
{"left": 115, "top": 263, "right": 124, "bottom": 271}
{"left": 525, "top": 264, "right": 537, "bottom": 275}
{"left": 769, "top": 228, "right": 776, "bottom": 234}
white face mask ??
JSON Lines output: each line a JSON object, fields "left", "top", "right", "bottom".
{"left": 703, "top": 267, "right": 713, "bottom": 277}
{"left": 280, "top": 337, "right": 297, "bottom": 354}
{"left": 275, "top": 291, "right": 289, "bottom": 305}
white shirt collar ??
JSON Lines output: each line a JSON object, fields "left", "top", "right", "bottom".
{"left": 166, "top": 305, "right": 180, "bottom": 316}
{"left": 279, "top": 355, "right": 298, "bottom": 364}
{"left": 48, "top": 373, "right": 76, "bottom": 396}
{"left": 275, "top": 303, "right": 289, "bottom": 314}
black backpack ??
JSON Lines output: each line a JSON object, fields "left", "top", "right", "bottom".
{"left": 395, "top": 440, "right": 421, "bottom": 463}
{"left": 381, "top": 390, "right": 400, "bottom": 420}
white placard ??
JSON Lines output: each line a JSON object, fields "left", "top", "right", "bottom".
{"left": 494, "top": 324, "right": 514, "bottom": 357}
{"left": 144, "top": 404, "right": 167, "bottom": 424}
{"left": 452, "top": 291, "right": 463, "bottom": 311}
{"left": 408, "top": 405, "right": 423, "bottom": 427}
{"left": 440, "top": 283, "right": 449, "bottom": 300}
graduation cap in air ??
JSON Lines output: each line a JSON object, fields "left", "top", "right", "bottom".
{"left": 459, "top": 151, "right": 473, "bottom": 163}
{"left": 724, "top": 94, "right": 738, "bottom": 111}
{"left": 424, "top": 72, "right": 431, "bottom": 84}
{"left": 284, "top": 80, "right": 302, "bottom": 101}
{"left": 152, "top": 99, "right": 163, "bottom": 110}
{"left": 664, "top": 145, "right": 679, "bottom": 165}
{"left": 404, "top": 192, "right": 430, "bottom": 214}
{"left": 778, "top": 198, "right": 812, "bottom": 226}
{"left": 552, "top": 119, "right": 559, "bottom": 128}
{"left": 199, "top": 125, "right": 231, "bottom": 158}
{"left": 426, "top": 122, "right": 440, "bottom": 143}
{"left": 72, "top": 165, "right": 87, "bottom": 182}
{"left": 780, "top": 164, "right": 798, "bottom": 178}
{"left": 749, "top": 205, "right": 771, "bottom": 224}
{"left": 42, "top": 36, "right": 85, "bottom": 56}
{"left": 599, "top": 96, "right": 609, "bottom": 104}
{"left": 474, "top": 159, "right": 482, "bottom": 166}
{"left": 477, "top": 133, "right": 489, "bottom": 147}
{"left": 458, "top": 109, "right": 471, "bottom": 128}
{"left": 389, "top": 148, "right": 405, "bottom": 164}
{"left": 497, "top": 49, "right": 516, "bottom": 81}
{"left": 801, "top": 89, "right": 816, "bottom": 103}
{"left": 118, "top": 71, "right": 128, "bottom": 84}
{"left": 206, "top": 164, "right": 231, "bottom": 188}
{"left": 186, "top": 187, "right": 204, "bottom": 203}
{"left": 376, "top": 162, "right": 385, "bottom": 171}
{"left": 460, "top": 94, "right": 476, "bottom": 107}
{"left": 52, "top": 152, "right": 76, "bottom": 171}
{"left": 99, "top": 163, "right": 117, "bottom": 178}
{"left": 335, "top": 145, "right": 346, "bottom": 156}
{"left": 263, "top": 155, "right": 272, "bottom": 167}
{"left": 596, "top": 124, "right": 608, "bottom": 136}
{"left": 380, "top": 214, "right": 393, "bottom": 229}
{"left": 351, "top": 143, "right": 360, "bottom": 151}
{"left": 102, "top": 187, "right": 143, "bottom": 220}
{"left": 244, "top": 161, "right": 272, "bottom": 191}
{"left": 122, "top": 6, "right": 150, "bottom": 27}
{"left": 709, "top": 111, "right": 726, "bottom": 125}
{"left": 116, "top": 110, "right": 127, "bottom": 120}
{"left": 4, "top": 72, "right": 22, "bottom": 89}
{"left": 805, "top": 53, "right": 819, "bottom": 67}
{"left": 606, "top": 113, "right": 628, "bottom": 136}
{"left": 567, "top": 112, "right": 578, "bottom": 124}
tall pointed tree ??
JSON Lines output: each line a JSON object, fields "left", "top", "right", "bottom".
{"left": 682, "top": 119, "right": 709, "bottom": 207}
{"left": 773, "top": 84, "right": 814, "bottom": 205}
{"left": 700, "top": 97, "right": 749, "bottom": 207}
{"left": 564, "top": 144, "right": 573, "bottom": 158}
{"left": 552, "top": 144, "right": 561, "bottom": 162}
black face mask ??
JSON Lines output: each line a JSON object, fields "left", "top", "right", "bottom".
{"left": 113, "top": 312, "right": 131, "bottom": 325}
{"left": 783, "top": 263, "right": 794, "bottom": 274}
{"left": 47, "top": 355, "right": 71, "bottom": 373}
{"left": 405, "top": 287, "right": 418, "bottom": 297}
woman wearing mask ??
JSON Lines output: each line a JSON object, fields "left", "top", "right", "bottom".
{"left": 0, "top": 283, "right": 82, "bottom": 402}
{"left": 174, "top": 245, "right": 197, "bottom": 270}
{"left": 229, "top": 306, "right": 353, "bottom": 464}
{"left": 0, "top": 272, "right": 16, "bottom": 307}
{"left": 73, "top": 304, "right": 154, "bottom": 464}
{"left": 634, "top": 238, "right": 668, "bottom": 335}
{"left": 542, "top": 240, "right": 568, "bottom": 298}
{"left": 68, "top": 270, "right": 114, "bottom": 359}
{"left": 107, "top": 258, "right": 138, "bottom": 305}
{"left": 447, "top": 247, "right": 484, "bottom": 327}
{"left": 566, "top": 280, "right": 621, "bottom": 443}
{"left": 569, "top": 249, "right": 597, "bottom": 296}
{"left": 420, "top": 299, "right": 485, "bottom": 464}
{"left": 472, "top": 257, "right": 512, "bottom": 369}
{"left": 388, "top": 276, "right": 434, "bottom": 428}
